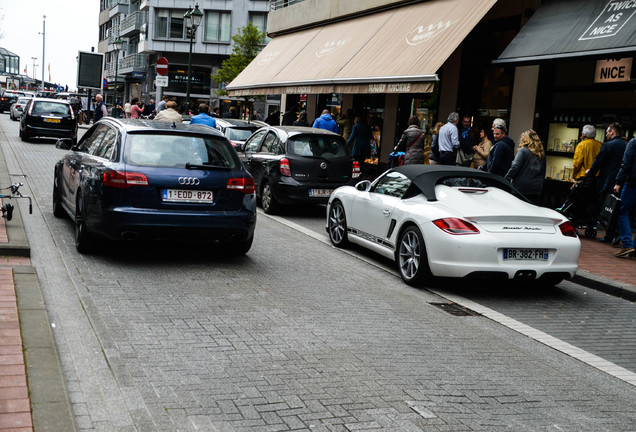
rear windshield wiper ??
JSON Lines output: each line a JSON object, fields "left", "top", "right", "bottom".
{"left": 185, "top": 162, "right": 230, "bottom": 170}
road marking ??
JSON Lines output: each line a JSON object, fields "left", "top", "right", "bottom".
{"left": 263, "top": 209, "right": 636, "bottom": 388}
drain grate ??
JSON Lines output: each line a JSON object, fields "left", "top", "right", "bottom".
{"left": 429, "top": 302, "right": 480, "bottom": 316}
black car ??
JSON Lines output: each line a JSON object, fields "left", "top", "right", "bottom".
{"left": 0, "top": 90, "right": 28, "bottom": 113}
{"left": 238, "top": 126, "right": 361, "bottom": 214}
{"left": 20, "top": 98, "right": 78, "bottom": 143}
{"left": 53, "top": 118, "right": 256, "bottom": 254}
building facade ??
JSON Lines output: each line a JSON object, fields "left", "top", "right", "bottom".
{"left": 98, "top": 0, "right": 270, "bottom": 114}
{"left": 228, "top": 0, "right": 635, "bottom": 204}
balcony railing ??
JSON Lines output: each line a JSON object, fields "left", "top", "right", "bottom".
{"left": 107, "top": 0, "right": 128, "bottom": 8}
{"left": 269, "top": 0, "right": 306, "bottom": 10}
{"left": 119, "top": 10, "right": 148, "bottom": 37}
{"left": 105, "top": 53, "right": 148, "bottom": 77}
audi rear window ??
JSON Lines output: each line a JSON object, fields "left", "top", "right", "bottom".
{"left": 287, "top": 135, "right": 349, "bottom": 158}
{"left": 124, "top": 133, "right": 239, "bottom": 169}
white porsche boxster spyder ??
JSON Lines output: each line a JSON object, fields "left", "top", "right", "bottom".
{"left": 326, "top": 165, "right": 580, "bottom": 286}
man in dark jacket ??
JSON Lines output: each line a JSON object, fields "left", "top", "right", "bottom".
{"left": 312, "top": 109, "right": 338, "bottom": 133}
{"left": 486, "top": 124, "right": 514, "bottom": 176}
{"left": 613, "top": 137, "right": 636, "bottom": 259}
{"left": 587, "top": 122, "right": 628, "bottom": 242}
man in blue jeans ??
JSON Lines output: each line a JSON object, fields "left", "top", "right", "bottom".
{"left": 613, "top": 137, "right": 636, "bottom": 259}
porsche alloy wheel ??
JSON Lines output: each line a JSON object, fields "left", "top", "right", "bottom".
{"left": 397, "top": 225, "right": 430, "bottom": 286}
{"left": 328, "top": 201, "right": 349, "bottom": 248}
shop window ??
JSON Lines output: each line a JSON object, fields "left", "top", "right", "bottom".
{"left": 204, "top": 11, "right": 231, "bottom": 43}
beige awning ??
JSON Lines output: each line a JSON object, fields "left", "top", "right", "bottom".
{"left": 227, "top": 0, "right": 497, "bottom": 96}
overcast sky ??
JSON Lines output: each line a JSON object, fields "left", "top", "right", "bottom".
{"left": 0, "top": 0, "right": 100, "bottom": 90}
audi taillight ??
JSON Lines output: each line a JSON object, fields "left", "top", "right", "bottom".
{"left": 69, "top": 106, "right": 75, "bottom": 120}
{"left": 559, "top": 221, "right": 578, "bottom": 238}
{"left": 227, "top": 177, "right": 255, "bottom": 194}
{"left": 352, "top": 161, "right": 361, "bottom": 178}
{"left": 433, "top": 218, "right": 480, "bottom": 235}
{"left": 103, "top": 170, "right": 149, "bottom": 188}
{"left": 279, "top": 158, "right": 291, "bottom": 177}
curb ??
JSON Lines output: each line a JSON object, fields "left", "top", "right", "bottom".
{"left": 573, "top": 270, "right": 636, "bottom": 302}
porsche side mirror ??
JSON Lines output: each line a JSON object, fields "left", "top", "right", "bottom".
{"left": 355, "top": 180, "right": 371, "bottom": 191}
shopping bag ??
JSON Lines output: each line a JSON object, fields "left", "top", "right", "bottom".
{"left": 388, "top": 151, "right": 405, "bottom": 167}
{"left": 598, "top": 193, "right": 621, "bottom": 230}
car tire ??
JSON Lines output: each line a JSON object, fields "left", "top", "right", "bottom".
{"left": 327, "top": 200, "right": 350, "bottom": 248}
{"left": 396, "top": 225, "right": 431, "bottom": 286}
{"left": 19, "top": 128, "right": 28, "bottom": 142}
{"left": 52, "top": 176, "right": 66, "bottom": 218}
{"left": 261, "top": 181, "right": 279, "bottom": 215}
{"left": 75, "top": 194, "right": 95, "bottom": 253}
{"left": 221, "top": 236, "right": 253, "bottom": 255}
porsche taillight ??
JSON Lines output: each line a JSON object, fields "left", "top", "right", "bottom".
{"left": 559, "top": 221, "right": 578, "bottom": 238}
{"left": 433, "top": 218, "right": 480, "bottom": 235}
{"left": 279, "top": 158, "right": 291, "bottom": 177}
{"left": 352, "top": 161, "right": 361, "bottom": 178}
{"left": 103, "top": 170, "right": 149, "bottom": 188}
{"left": 227, "top": 177, "right": 255, "bottom": 194}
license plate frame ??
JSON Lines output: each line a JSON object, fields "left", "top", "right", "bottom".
{"left": 503, "top": 248, "right": 549, "bottom": 261}
{"left": 162, "top": 189, "right": 214, "bottom": 203}
{"left": 308, "top": 188, "right": 333, "bottom": 198}
{"left": 43, "top": 117, "right": 61, "bottom": 123}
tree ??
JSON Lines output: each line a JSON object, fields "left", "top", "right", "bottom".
{"left": 213, "top": 23, "right": 266, "bottom": 95}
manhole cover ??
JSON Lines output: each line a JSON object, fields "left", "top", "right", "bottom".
{"left": 429, "top": 302, "right": 480, "bottom": 316}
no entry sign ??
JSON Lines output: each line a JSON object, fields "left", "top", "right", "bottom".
{"left": 156, "top": 57, "right": 169, "bottom": 76}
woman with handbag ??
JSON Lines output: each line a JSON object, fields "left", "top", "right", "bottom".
{"left": 394, "top": 116, "right": 425, "bottom": 165}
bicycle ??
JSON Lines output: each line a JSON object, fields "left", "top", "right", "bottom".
{"left": 1, "top": 182, "right": 33, "bottom": 221}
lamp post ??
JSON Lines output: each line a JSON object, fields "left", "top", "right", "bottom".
{"left": 39, "top": 15, "right": 45, "bottom": 93}
{"left": 184, "top": 4, "right": 203, "bottom": 114}
{"left": 31, "top": 57, "right": 37, "bottom": 80}
{"left": 112, "top": 37, "right": 124, "bottom": 118}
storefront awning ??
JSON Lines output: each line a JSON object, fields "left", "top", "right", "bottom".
{"left": 227, "top": 0, "right": 497, "bottom": 96}
{"left": 495, "top": 0, "right": 636, "bottom": 64}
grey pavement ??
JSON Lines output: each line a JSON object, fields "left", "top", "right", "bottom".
{"left": 1, "top": 118, "right": 636, "bottom": 431}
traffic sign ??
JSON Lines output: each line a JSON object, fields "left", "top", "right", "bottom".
{"left": 103, "top": 78, "right": 108, "bottom": 89}
{"left": 156, "top": 57, "right": 169, "bottom": 76}
{"left": 156, "top": 75, "right": 169, "bottom": 87}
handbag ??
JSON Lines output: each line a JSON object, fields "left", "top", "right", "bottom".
{"left": 598, "top": 193, "right": 621, "bottom": 230}
{"left": 399, "top": 132, "right": 423, "bottom": 166}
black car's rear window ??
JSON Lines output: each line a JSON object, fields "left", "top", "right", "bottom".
{"left": 32, "top": 101, "right": 71, "bottom": 116}
{"left": 287, "top": 135, "right": 348, "bottom": 158}
{"left": 124, "top": 134, "right": 239, "bottom": 169}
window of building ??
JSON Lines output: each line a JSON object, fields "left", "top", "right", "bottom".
{"left": 204, "top": 11, "right": 231, "bottom": 43}
{"left": 155, "top": 9, "right": 187, "bottom": 39}
{"left": 249, "top": 13, "right": 271, "bottom": 44}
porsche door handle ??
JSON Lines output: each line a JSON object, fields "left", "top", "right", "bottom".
{"left": 383, "top": 209, "right": 391, "bottom": 217}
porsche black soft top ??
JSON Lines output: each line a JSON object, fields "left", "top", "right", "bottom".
{"left": 391, "top": 165, "right": 518, "bottom": 202}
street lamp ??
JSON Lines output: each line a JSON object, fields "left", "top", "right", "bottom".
{"left": 39, "top": 15, "right": 45, "bottom": 94}
{"left": 113, "top": 37, "right": 124, "bottom": 118}
{"left": 184, "top": 3, "right": 203, "bottom": 114}
{"left": 31, "top": 57, "right": 37, "bottom": 79}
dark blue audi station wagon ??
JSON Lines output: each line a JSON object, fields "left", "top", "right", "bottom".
{"left": 53, "top": 118, "right": 256, "bottom": 254}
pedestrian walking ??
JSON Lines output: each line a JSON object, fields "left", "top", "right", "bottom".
{"left": 612, "top": 137, "right": 636, "bottom": 259}
{"left": 437, "top": 112, "right": 461, "bottom": 165}
{"left": 472, "top": 125, "right": 493, "bottom": 170}
{"left": 394, "top": 116, "right": 425, "bottom": 165}
{"left": 573, "top": 125, "right": 602, "bottom": 180}
{"left": 153, "top": 101, "right": 182, "bottom": 123}
{"left": 428, "top": 121, "right": 444, "bottom": 165}
{"left": 189, "top": 103, "right": 217, "bottom": 128}
{"left": 293, "top": 111, "right": 308, "bottom": 126}
{"left": 348, "top": 116, "right": 374, "bottom": 170}
{"left": 124, "top": 100, "right": 132, "bottom": 118}
{"left": 312, "top": 109, "right": 338, "bottom": 133}
{"left": 93, "top": 94, "right": 108, "bottom": 123}
{"left": 505, "top": 129, "right": 546, "bottom": 205}
{"left": 486, "top": 123, "right": 515, "bottom": 176}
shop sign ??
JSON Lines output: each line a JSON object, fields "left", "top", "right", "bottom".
{"left": 580, "top": 1, "right": 636, "bottom": 40}
{"left": 132, "top": 71, "right": 145, "bottom": 79}
{"left": 594, "top": 58, "right": 632, "bottom": 83}
{"left": 316, "top": 39, "right": 349, "bottom": 57}
{"left": 368, "top": 83, "right": 412, "bottom": 93}
{"left": 258, "top": 50, "right": 280, "bottom": 65}
{"left": 406, "top": 21, "right": 452, "bottom": 45}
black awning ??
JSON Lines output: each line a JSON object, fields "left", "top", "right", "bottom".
{"left": 495, "top": 0, "right": 636, "bottom": 64}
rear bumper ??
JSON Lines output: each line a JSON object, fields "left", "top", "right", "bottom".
{"left": 23, "top": 124, "right": 77, "bottom": 139}
{"left": 273, "top": 177, "right": 352, "bottom": 206}
{"left": 89, "top": 206, "right": 257, "bottom": 242}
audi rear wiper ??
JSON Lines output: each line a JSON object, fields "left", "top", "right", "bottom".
{"left": 185, "top": 162, "right": 230, "bottom": 170}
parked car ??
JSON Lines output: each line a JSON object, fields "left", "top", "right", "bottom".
{"left": 9, "top": 97, "right": 32, "bottom": 121}
{"left": 53, "top": 118, "right": 256, "bottom": 254}
{"left": 214, "top": 118, "right": 266, "bottom": 149}
{"left": 0, "top": 90, "right": 28, "bottom": 113}
{"left": 326, "top": 165, "right": 580, "bottom": 286}
{"left": 19, "top": 98, "right": 78, "bottom": 143}
{"left": 237, "top": 125, "right": 361, "bottom": 214}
